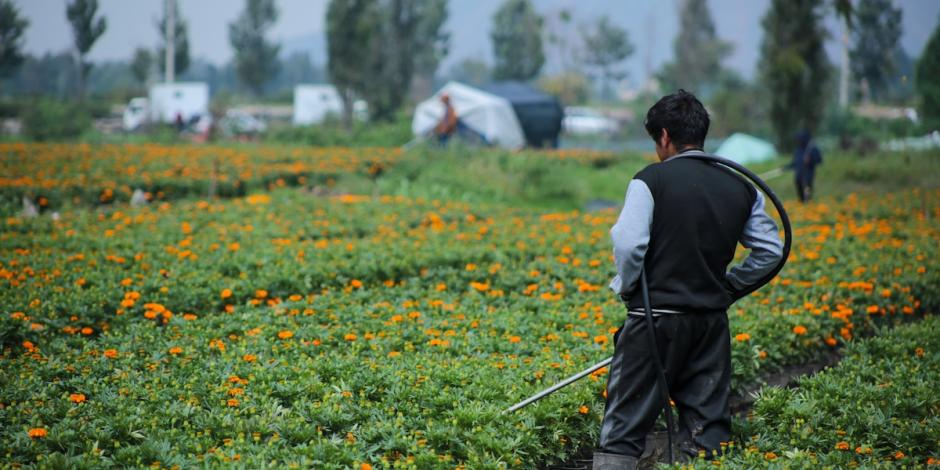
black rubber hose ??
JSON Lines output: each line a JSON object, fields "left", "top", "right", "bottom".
{"left": 639, "top": 153, "right": 792, "bottom": 464}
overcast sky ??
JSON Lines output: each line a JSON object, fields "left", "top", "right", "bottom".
{"left": 15, "top": 0, "right": 940, "bottom": 83}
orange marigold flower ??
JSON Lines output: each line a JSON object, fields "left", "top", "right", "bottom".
{"left": 508, "top": 335, "right": 521, "bottom": 343}
{"left": 758, "top": 350, "right": 768, "bottom": 359}
{"left": 254, "top": 289, "right": 268, "bottom": 299}
{"left": 894, "top": 451, "right": 905, "bottom": 459}
{"left": 103, "top": 349, "right": 118, "bottom": 358}
{"left": 221, "top": 288, "right": 232, "bottom": 299}
{"left": 835, "top": 441, "right": 850, "bottom": 451}
{"left": 792, "top": 325, "right": 807, "bottom": 335}
{"left": 228, "top": 387, "right": 244, "bottom": 396}
{"left": 69, "top": 393, "right": 86, "bottom": 404}
{"left": 915, "top": 347, "right": 925, "bottom": 357}
{"left": 866, "top": 305, "right": 880, "bottom": 314}
{"left": 594, "top": 335, "right": 608, "bottom": 345}
{"left": 360, "top": 464, "right": 373, "bottom": 470}
{"left": 168, "top": 346, "right": 183, "bottom": 355}
{"left": 81, "top": 327, "right": 93, "bottom": 335}
{"left": 350, "top": 280, "right": 363, "bottom": 288}
{"left": 825, "top": 336, "right": 838, "bottom": 347}
{"left": 28, "top": 428, "right": 47, "bottom": 439}
{"left": 277, "top": 330, "right": 294, "bottom": 340}
{"left": 22, "top": 340, "right": 35, "bottom": 350}
{"left": 344, "top": 333, "right": 357, "bottom": 341}
{"left": 227, "top": 398, "right": 239, "bottom": 407}
{"left": 242, "top": 354, "right": 256, "bottom": 362}
{"left": 735, "top": 333, "right": 751, "bottom": 342}
{"left": 579, "top": 405, "right": 589, "bottom": 414}
{"left": 764, "top": 452, "right": 777, "bottom": 460}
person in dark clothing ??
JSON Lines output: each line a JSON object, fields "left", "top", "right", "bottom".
{"left": 593, "top": 90, "right": 784, "bottom": 470}
{"left": 792, "top": 130, "right": 822, "bottom": 203}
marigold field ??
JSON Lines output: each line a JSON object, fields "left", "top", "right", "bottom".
{"left": 1, "top": 143, "right": 938, "bottom": 468}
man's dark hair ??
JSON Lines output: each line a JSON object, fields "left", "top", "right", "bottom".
{"left": 644, "top": 90, "right": 710, "bottom": 148}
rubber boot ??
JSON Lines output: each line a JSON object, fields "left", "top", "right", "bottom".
{"left": 592, "top": 451, "right": 638, "bottom": 470}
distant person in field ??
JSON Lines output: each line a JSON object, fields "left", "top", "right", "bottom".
{"left": 594, "top": 90, "right": 784, "bottom": 469}
{"left": 793, "top": 129, "right": 822, "bottom": 203}
{"left": 434, "top": 94, "right": 458, "bottom": 145}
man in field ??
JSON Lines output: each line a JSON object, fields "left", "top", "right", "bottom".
{"left": 594, "top": 90, "right": 784, "bottom": 469}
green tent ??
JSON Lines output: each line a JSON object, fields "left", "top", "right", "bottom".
{"left": 715, "top": 133, "right": 778, "bottom": 164}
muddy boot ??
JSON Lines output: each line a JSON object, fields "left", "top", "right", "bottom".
{"left": 592, "top": 451, "right": 638, "bottom": 470}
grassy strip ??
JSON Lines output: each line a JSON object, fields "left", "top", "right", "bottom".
{"left": 681, "top": 314, "right": 940, "bottom": 468}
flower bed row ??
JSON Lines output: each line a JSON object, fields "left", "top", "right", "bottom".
{"left": 682, "top": 314, "right": 939, "bottom": 468}
{"left": 1, "top": 187, "right": 937, "bottom": 467}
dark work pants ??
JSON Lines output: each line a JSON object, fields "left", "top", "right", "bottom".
{"left": 598, "top": 311, "right": 731, "bottom": 458}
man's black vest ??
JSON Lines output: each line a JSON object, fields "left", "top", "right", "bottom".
{"left": 628, "top": 155, "right": 757, "bottom": 312}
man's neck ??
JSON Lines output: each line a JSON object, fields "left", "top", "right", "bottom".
{"left": 663, "top": 145, "right": 703, "bottom": 161}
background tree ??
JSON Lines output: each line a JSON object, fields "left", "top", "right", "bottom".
{"left": 411, "top": 0, "right": 450, "bottom": 97}
{"left": 850, "top": 0, "right": 901, "bottom": 103}
{"left": 157, "top": 0, "right": 191, "bottom": 77}
{"left": 363, "top": 0, "right": 449, "bottom": 122}
{"left": 491, "top": 0, "right": 544, "bottom": 81}
{"left": 229, "top": 0, "right": 281, "bottom": 96}
{"left": 0, "top": 0, "right": 29, "bottom": 79}
{"left": 130, "top": 47, "right": 153, "bottom": 88}
{"left": 657, "top": 0, "right": 731, "bottom": 96}
{"left": 916, "top": 15, "right": 940, "bottom": 126}
{"left": 66, "top": 0, "right": 107, "bottom": 99}
{"left": 581, "top": 17, "right": 633, "bottom": 100}
{"left": 327, "top": 0, "right": 449, "bottom": 123}
{"left": 758, "top": 0, "right": 830, "bottom": 150}
{"left": 446, "top": 58, "right": 490, "bottom": 86}
{"left": 326, "top": 0, "right": 381, "bottom": 128}
{"left": 538, "top": 71, "right": 589, "bottom": 105}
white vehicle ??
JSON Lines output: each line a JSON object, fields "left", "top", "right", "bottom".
{"left": 293, "top": 84, "right": 343, "bottom": 125}
{"left": 562, "top": 106, "right": 619, "bottom": 136}
{"left": 123, "top": 82, "right": 210, "bottom": 131}
{"left": 220, "top": 109, "right": 266, "bottom": 136}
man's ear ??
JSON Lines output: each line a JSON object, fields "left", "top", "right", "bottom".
{"left": 659, "top": 128, "right": 670, "bottom": 148}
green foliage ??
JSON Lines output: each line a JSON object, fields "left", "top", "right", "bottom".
{"left": 850, "top": 0, "right": 902, "bottom": 103}
{"left": 580, "top": 17, "right": 633, "bottom": 100}
{"left": 491, "top": 0, "right": 544, "bottom": 81}
{"left": 658, "top": 0, "right": 732, "bottom": 97}
{"left": 0, "top": 0, "right": 28, "bottom": 79}
{"left": 916, "top": 15, "right": 940, "bottom": 126}
{"left": 66, "top": 0, "right": 107, "bottom": 99}
{"left": 682, "top": 315, "right": 940, "bottom": 468}
{"left": 758, "top": 0, "right": 831, "bottom": 151}
{"left": 267, "top": 115, "right": 414, "bottom": 148}
{"left": 708, "top": 72, "right": 771, "bottom": 138}
{"left": 326, "top": 0, "right": 382, "bottom": 128}
{"left": 229, "top": 0, "right": 281, "bottom": 96}
{"left": 361, "top": 0, "right": 450, "bottom": 122}
{"left": 21, "top": 100, "right": 92, "bottom": 142}
{"left": 538, "top": 71, "right": 590, "bottom": 106}
{"left": 130, "top": 48, "right": 152, "bottom": 87}
{"left": 326, "top": 0, "right": 448, "bottom": 123}
{"left": 445, "top": 58, "right": 490, "bottom": 86}
{"left": 156, "top": 0, "right": 191, "bottom": 77}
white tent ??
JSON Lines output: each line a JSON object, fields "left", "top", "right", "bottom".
{"left": 715, "top": 133, "right": 778, "bottom": 164}
{"left": 412, "top": 81, "right": 526, "bottom": 149}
